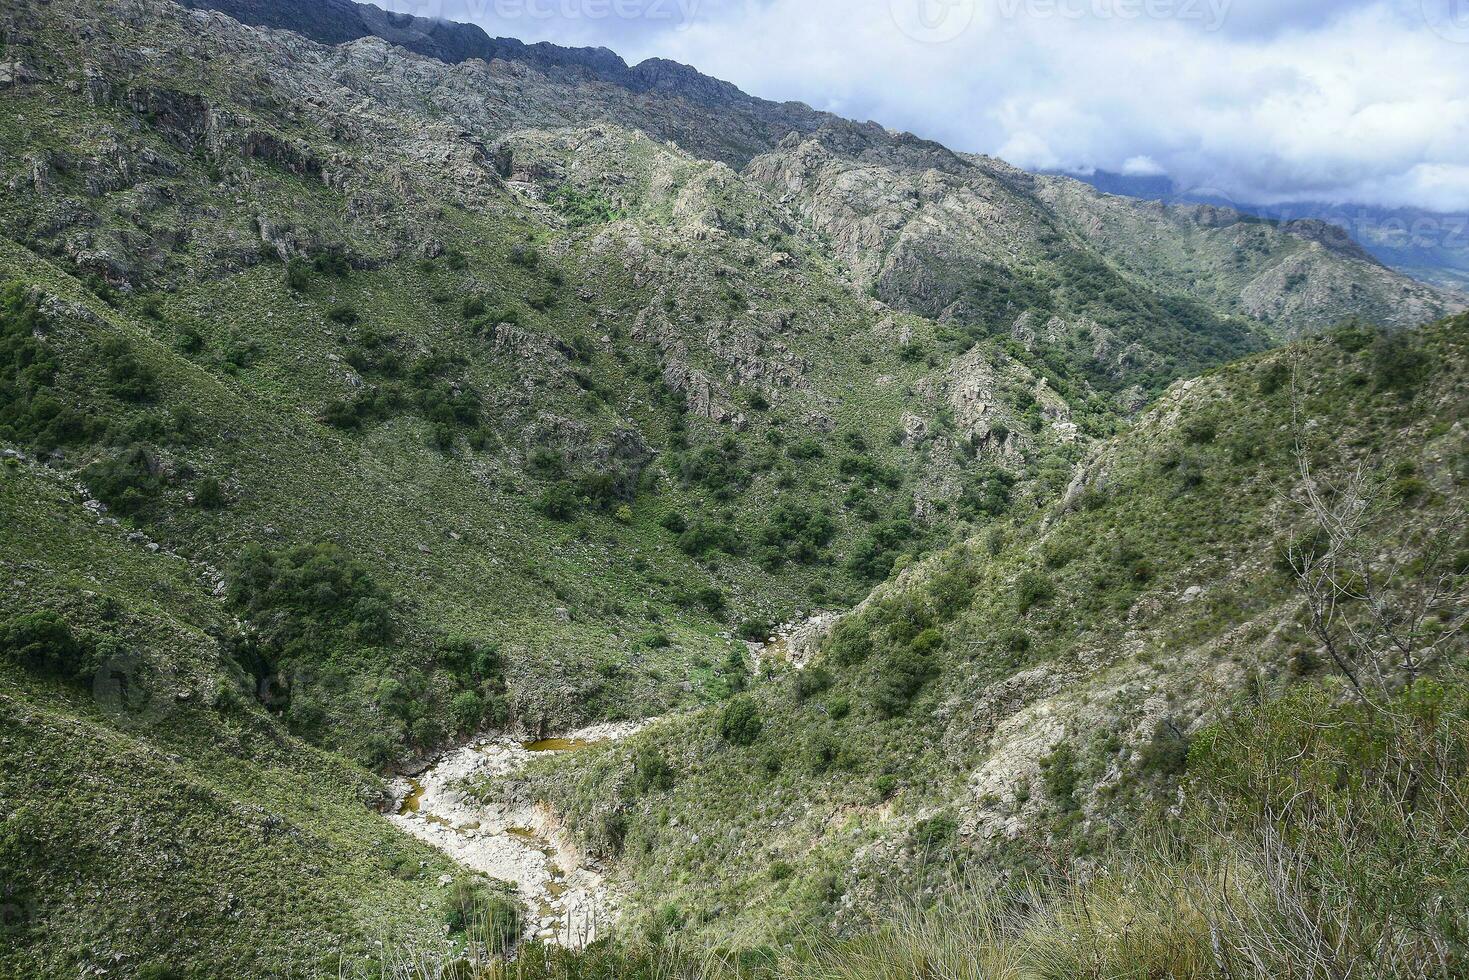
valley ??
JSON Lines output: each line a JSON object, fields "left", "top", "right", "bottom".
{"left": 0, "top": 0, "right": 1464, "bottom": 977}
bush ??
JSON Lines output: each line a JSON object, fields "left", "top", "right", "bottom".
{"left": 1257, "top": 359, "right": 1291, "bottom": 395}
{"left": 738, "top": 619, "right": 772, "bottom": 643}
{"left": 285, "top": 258, "right": 312, "bottom": 291}
{"left": 1370, "top": 330, "right": 1430, "bottom": 394}
{"left": 681, "top": 438, "right": 749, "bottom": 499}
{"left": 787, "top": 437, "right": 824, "bottom": 461}
{"left": 873, "top": 644, "right": 938, "bottom": 717}
{"left": 719, "top": 696, "right": 763, "bottom": 746}
{"left": 326, "top": 304, "right": 360, "bottom": 326}
{"left": 461, "top": 295, "right": 487, "bottom": 320}
{"left": 792, "top": 665, "right": 833, "bottom": 703}
{"left": 82, "top": 444, "right": 164, "bottom": 518}
{"left": 630, "top": 744, "right": 675, "bottom": 795}
{"left": 0, "top": 285, "right": 98, "bottom": 451}
{"left": 101, "top": 338, "right": 159, "bottom": 402}
{"left": 137, "top": 965, "right": 186, "bottom": 980}
{"left": 536, "top": 482, "right": 581, "bottom": 521}
{"left": 1040, "top": 740, "right": 1081, "bottom": 812}
{"left": 450, "top": 690, "right": 485, "bottom": 733}
{"left": 759, "top": 504, "right": 835, "bottom": 567}
{"left": 226, "top": 542, "right": 396, "bottom": 692}
{"left": 443, "top": 881, "right": 522, "bottom": 950}
{"left": 0, "top": 611, "right": 89, "bottom": 680}
{"left": 957, "top": 465, "right": 1015, "bottom": 520}
{"left": 1015, "top": 571, "right": 1055, "bottom": 614}
{"left": 826, "top": 623, "right": 872, "bottom": 666}
{"left": 193, "top": 476, "right": 225, "bottom": 509}
{"left": 677, "top": 519, "right": 739, "bottom": 557}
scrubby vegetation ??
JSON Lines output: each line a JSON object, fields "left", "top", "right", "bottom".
{"left": 1, "top": 0, "right": 1464, "bottom": 974}
{"left": 500, "top": 313, "right": 1468, "bottom": 953}
{"left": 397, "top": 677, "right": 1469, "bottom": 979}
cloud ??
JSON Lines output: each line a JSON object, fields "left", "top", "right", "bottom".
{"left": 1122, "top": 156, "right": 1167, "bottom": 177}
{"left": 403, "top": 0, "right": 1469, "bottom": 212}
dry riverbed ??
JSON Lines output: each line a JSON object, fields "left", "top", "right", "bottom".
{"left": 386, "top": 720, "right": 650, "bottom": 947}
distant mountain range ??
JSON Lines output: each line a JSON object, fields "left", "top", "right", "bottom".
{"left": 1058, "top": 169, "right": 1469, "bottom": 294}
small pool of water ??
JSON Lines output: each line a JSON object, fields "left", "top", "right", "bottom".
{"left": 523, "top": 737, "right": 598, "bottom": 753}
{"left": 398, "top": 779, "right": 426, "bottom": 815}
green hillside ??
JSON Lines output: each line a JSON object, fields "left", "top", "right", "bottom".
{"left": 502, "top": 313, "right": 1469, "bottom": 946}
{"left": 1, "top": 0, "right": 1466, "bottom": 977}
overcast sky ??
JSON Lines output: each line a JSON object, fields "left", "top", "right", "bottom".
{"left": 380, "top": 0, "right": 1469, "bottom": 212}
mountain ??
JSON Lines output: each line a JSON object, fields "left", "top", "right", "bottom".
{"left": 505, "top": 312, "right": 1469, "bottom": 945}
{"left": 1061, "top": 169, "right": 1469, "bottom": 294}
{"left": 0, "top": 0, "right": 1465, "bottom": 976}
{"left": 177, "top": 0, "right": 838, "bottom": 167}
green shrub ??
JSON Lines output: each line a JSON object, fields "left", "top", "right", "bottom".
{"left": 738, "top": 619, "right": 772, "bottom": 643}
{"left": 326, "top": 304, "right": 360, "bottom": 326}
{"left": 826, "top": 623, "right": 872, "bottom": 666}
{"left": 536, "top": 482, "right": 581, "bottom": 521}
{"left": 719, "top": 696, "right": 763, "bottom": 746}
{"left": 545, "top": 185, "right": 623, "bottom": 227}
{"left": 0, "top": 611, "right": 89, "bottom": 680}
{"left": 759, "top": 504, "right": 835, "bottom": 567}
{"left": 450, "top": 691, "right": 485, "bottom": 733}
{"left": 957, "top": 465, "right": 1015, "bottom": 520}
{"left": 1040, "top": 740, "right": 1081, "bottom": 812}
{"left": 787, "top": 437, "right": 824, "bottom": 461}
{"left": 1370, "top": 330, "right": 1430, "bottom": 394}
{"left": 792, "top": 665, "right": 833, "bottom": 703}
{"left": 1257, "top": 359, "right": 1291, "bottom": 395}
{"left": 677, "top": 519, "right": 739, "bottom": 557}
{"left": 1015, "top": 571, "right": 1055, "bottom": 614}
{"left": 226, "top": 542, "right": 396, "bottom": 702}
{"left": 82, "top": 444, "right": 164, "bottom": 517}
{"left": 193, "top": 476, "right": 225, "bottom": 509}
{"left": 630, "top": 744, "right": 675, "bottom": 795}
{"left": 137, "top": 965, "right": 186, "bottom": 980}
{"left": 101, "top": 338, "right": 159, "bottom": 402}
{"left": 873, "top": 645, "right": 938, "bottom": 717}
{"left": 442, "top": 881, "right": 522, "bottom": 950}
{"left": 285, "top": 257, "right": 312, "bottom": 291}
{"left": 913, "top": 811, "right": 957, "bottom": 855}
{"left": 0, "top": 284, "right": 98, "bottom": 450}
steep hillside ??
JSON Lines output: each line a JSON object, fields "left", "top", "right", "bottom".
{"left": 179, "top": 0, "right": 837, "bottom": 167}
{"left": 1034, "top": 175, "right": 1455, "bottom": 335}
{"left": 502, "top": 314, "right": 1469, "bottom": 946}
{"left": 747, "top": 128, "right": 1458, "bottom": 377}
{"left": 0, "top": 455, "right": 473, "bottom": 977}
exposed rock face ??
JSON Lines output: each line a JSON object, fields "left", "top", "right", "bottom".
{"left": 748, "top": 125, "right": 1459, "bottom": 354}
{"left": 661, "top": 355, "right": 746, "bottom": 430}
{"left": 180, "top": 0, "right": 838, "bottom": 168}
{"left": 1032, "top": 176, "right": 1459, "bottom": 336}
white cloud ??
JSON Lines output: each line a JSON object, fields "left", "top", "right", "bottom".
{"left": 1122, "top": 156, "right": 1167, "bottom": 177}
{"left": 423, "top": 0, "right": 1469, "bottom": 212}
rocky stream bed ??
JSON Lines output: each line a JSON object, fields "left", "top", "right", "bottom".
{"left": 386, "top": 720, "right": 650, "bottom": 948}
